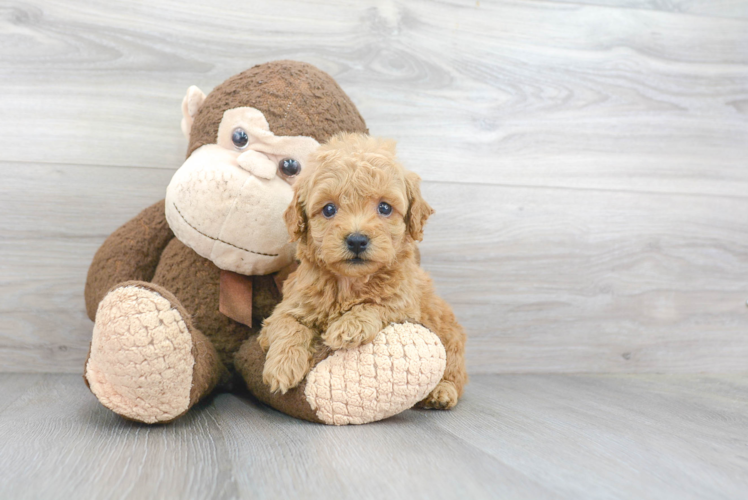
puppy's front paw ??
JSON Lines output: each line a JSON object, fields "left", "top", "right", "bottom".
{"left": 420, "top": 380, "right": 459, "bottom": 410}
{"left": 262, "top": 345, "right": 312, "bottom": 394}
{"left": 323, "top": 310, "right": 382, "bottom": 350}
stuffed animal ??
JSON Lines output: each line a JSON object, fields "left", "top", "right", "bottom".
{"left": 83, "top": 60, "right": 447, "bottom": 425}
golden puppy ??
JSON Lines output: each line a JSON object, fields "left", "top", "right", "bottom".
{"left": 258, "top": 133, "right": 467, "bottom": 409}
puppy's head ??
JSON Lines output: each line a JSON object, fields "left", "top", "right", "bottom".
{"left": 284, "top": 133, "right": 433, "bottom": 278}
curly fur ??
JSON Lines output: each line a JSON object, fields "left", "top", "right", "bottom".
{"left": 258, "top": 133, "right": 467, "bottom": 409}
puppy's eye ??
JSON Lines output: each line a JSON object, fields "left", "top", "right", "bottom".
{"left": 322, "top": 203, "right": 337, "bottom": 218}
{"left": 232, "top": 128, "right": 249, "bottom": 149}
{"left": 378, "top": 202, "right": 393, "bottom": 216}
{"left": 279, "top": 158, "right": 301, "bottom": 177}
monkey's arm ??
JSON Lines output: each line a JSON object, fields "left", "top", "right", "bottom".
{"left": 84, "top": 199, "right": 175, "bottom": 320}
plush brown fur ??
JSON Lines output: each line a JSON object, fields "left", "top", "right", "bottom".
{"left": 258, "top": 133, "right": 467, "bottom": 409}
{"left": 84, "top": 61, "right": 371, "bottom": 423}
{"left": 188, "top": 60, "right": 368, "bottom": 157}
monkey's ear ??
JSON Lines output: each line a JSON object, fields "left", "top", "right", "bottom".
{"left": 180, "top": 86, "right": 206, "bottom": 139}
{"left": 405, "top": 171, "right": 434, "bottom": 241}
{"left": 283, "top": 172, "right": 310, "bottom": 243}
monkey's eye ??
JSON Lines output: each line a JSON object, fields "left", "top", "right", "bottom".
{"left": 279, "top": 158, "right": 301, "bottom": 177}
{"left": 322, "top": 203, "right": 337, "bottom": 218}
{"left": 378, "top": 202, "right": 393, "bottom": 216}
{"left": 231, "top": 128, "right": 249, "bottom": 149}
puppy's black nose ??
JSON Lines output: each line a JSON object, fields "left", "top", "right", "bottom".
{"left": 346, "top": 233, "right": 369, "bottom": 255}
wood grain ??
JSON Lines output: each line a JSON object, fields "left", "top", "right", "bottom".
{"left": 422, "top": 373, "right": 748, "bottom": 500}
{"left": 1, "top": 373, "right": 746, "bottom": 499}
{"left": 0, "top": 374, "right": 238, "bottom": 499}
{"left": 1, "top": 0, "right": 747, "bottom": 373}
{"left": 547, "top": 0, "right": 748, "bottom": 19}
{"left": 421, "top": 181, "right": 748, "bottom": 373}
{"left": 2, "top": 0, "right": 747, "bottom": 194}
{"left": 2, "top": 164, "right": 747, "bottom": 373}
{"left": 0, "top": 163, "right": 173, "bottom": 372}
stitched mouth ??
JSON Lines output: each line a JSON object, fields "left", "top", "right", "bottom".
{"left": 172, "top": 203, "right": 279, "bottom": 257}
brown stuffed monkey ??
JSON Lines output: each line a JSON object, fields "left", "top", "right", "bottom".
{"left": 83, "top": 60, "right": 447, "bottom": 425}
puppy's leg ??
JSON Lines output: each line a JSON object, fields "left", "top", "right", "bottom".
{"left": 323, "top": 304, "right": 385, "bottom": 350}
{"left": 260, "top": 313, "right": 316, "bottom": 394}
{"left": 419, "top": 302, "right": 468, "bottom": 410}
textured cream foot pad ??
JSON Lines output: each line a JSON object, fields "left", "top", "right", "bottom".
{"left": 86, "top": 286, "right": 194, "bottom": 423}
{"left": 304, "top": 323, "right": 447, "bottom": 425}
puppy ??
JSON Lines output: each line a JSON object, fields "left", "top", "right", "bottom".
{"left": 258, "top": 133, "right": 467, "bottom": 409}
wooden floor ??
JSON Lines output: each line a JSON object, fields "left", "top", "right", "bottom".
{"left": 0, "top": 373, "right": 746, "bottom": 500}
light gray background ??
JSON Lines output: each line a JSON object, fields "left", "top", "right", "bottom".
{"left": 2, "top": 0, "right": 747, "bottom": 374}
{"left": 1, "top": 2, "right": 748, "bottom": 499}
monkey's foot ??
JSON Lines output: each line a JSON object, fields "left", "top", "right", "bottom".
{"left": 304, "top": 323, "right": 446, "bottom": 425}
{"left": 237, "top": 322, "right": 446, "bottom": 425}
{"left": 85, "top": 282, "right": 197, "bottom": 424}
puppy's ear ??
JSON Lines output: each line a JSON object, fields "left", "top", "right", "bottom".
{"left": 284, "top": 173, "right": 310, "bottom": 242}
{"left": 405, "top": 171, "right": 434, "bottom": 241}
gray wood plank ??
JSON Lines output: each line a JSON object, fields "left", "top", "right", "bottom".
{"left": 2, "top": 163, "right": 747, "bottom": 373}
{"left": 0, "top": 163, "right": 173, "bottom": 372}
{"left": 0, "top": 373, "right": 45, "bottom": 414}
{"left": 214, "top": 393, "right": 555, "bottom": 500}
{"left": 1, "top": 0, "right": 746, "bottom": 195}
{"left": 0, "top": 374, "right": 238, "bottom": 500}
{"left": 2, "top": 0, "right": 748, "bottom": 373}
{"left": 415, "top": 373, "right": 748, "bottom": 500}
{"left": 546, "top": 0, "right": 748, "bottom": 19}
{"left": 0, "top": 162, "right": 173, "bottom": 239}
{"left": 422, "top": 181, "right": 748, "bottom": 373}
{"left": 1, "top": 374, "right": 746, "bottom": 499}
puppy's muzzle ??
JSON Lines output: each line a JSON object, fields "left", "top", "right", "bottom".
{"left": 346, "top": 233, "right": 369, "bottom": 255}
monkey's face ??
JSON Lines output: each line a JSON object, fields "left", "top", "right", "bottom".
{"left": 165, "top": 106, "right": 320, "bottom": 275}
